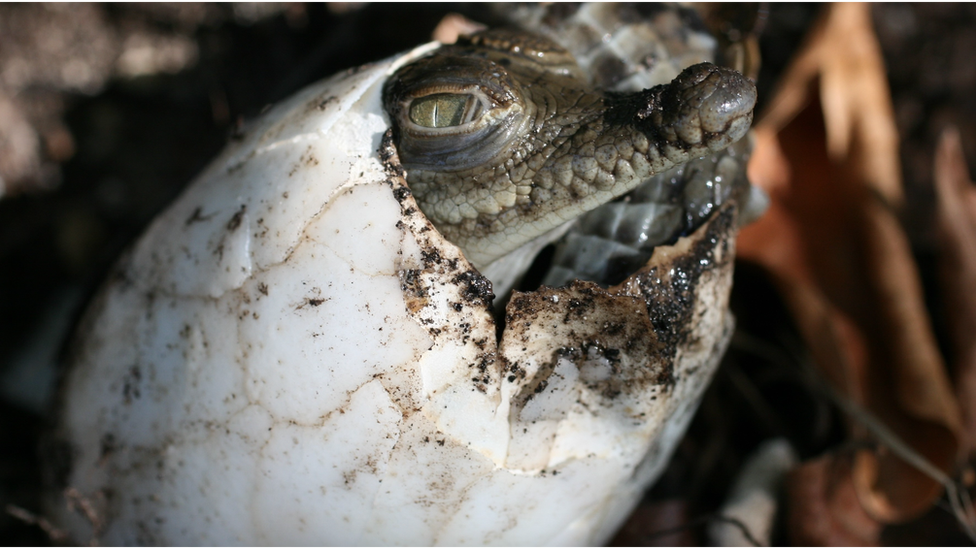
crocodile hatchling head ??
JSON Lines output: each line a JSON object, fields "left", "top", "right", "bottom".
{"left": 385, "top": 29, "right": 756, "bottom": 269}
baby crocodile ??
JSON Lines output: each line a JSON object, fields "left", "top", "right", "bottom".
{"left": 384, "top": 29, "right": 756, "bottom": 269}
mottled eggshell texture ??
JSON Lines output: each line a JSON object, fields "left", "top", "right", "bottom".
{"left": 49, "top": 42, "right": 735, "bottom": 545}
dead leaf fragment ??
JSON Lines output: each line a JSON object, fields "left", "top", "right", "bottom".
{"left": 754, "top": 3, "right": 902, "bottom": 206}
{"left": 431, "top": 13, "right": 486, "bottom": 45}
{"left": 739, "top": 2, "right": 963, "bottom": 523}
{"left": 934, "top": 127, "right": 976, "bottom": 452}
{"left": 786, "top": 454, "right": 882, "bottom": 546}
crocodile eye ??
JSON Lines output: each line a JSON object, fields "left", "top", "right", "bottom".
{"left": 409, "top": 93, "right": 485, "bottom": 128}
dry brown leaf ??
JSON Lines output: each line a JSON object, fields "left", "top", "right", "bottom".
{"left": 786, "top": 454, "right": 882, "bottom": 546}
{"left": 934, "top": 127, "right": 976, "bottom": 451}
{"left": 738, "top": 2, "right": 963, "bottom": 523}
{"left": 754, "top": 3, "right": 902, "bottom": 206}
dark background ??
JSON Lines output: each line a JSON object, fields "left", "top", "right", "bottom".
{"left": 1, "top": 3, "right": 974, "bottom": 545}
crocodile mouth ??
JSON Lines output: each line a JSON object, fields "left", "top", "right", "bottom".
{"left": 486, "top": 136, "right": 761, "bottom": 314}
{"left": 533, "top": 137, "right": 756, "bottom": 290}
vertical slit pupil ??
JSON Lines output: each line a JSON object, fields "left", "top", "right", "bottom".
{"left": 409, "top": 94, "right": 479, "bottom": 128}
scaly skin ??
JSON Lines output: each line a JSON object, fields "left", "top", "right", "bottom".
{"left": 384, "top": 30, "right": 756, "bottom": 268}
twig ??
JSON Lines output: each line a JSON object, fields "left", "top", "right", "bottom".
{"left": 733, "top": 329, "right": 976, "bottom": 543}
{"left": 826, "top": 391, "right": 976, "bottom": 543}
{"left": 5, "top": 504, "right": 69, "bottom": 543}
{"left": 638, "top": 512, "right": 764, "bottom": 546}
{"left": 64, "top": 487, "right": 104, "bottom": 546}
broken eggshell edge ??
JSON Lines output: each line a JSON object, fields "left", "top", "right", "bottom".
{"left": 47, "top": 43, "right": 737, "bottom": 545}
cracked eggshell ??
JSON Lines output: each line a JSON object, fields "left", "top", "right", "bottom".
{"left": 48, "top": 42, "right": 737, "bottom": 546}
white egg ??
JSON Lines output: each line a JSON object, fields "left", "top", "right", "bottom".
{"left": 46, "top": 28, "right": 744, "bottom": 546}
